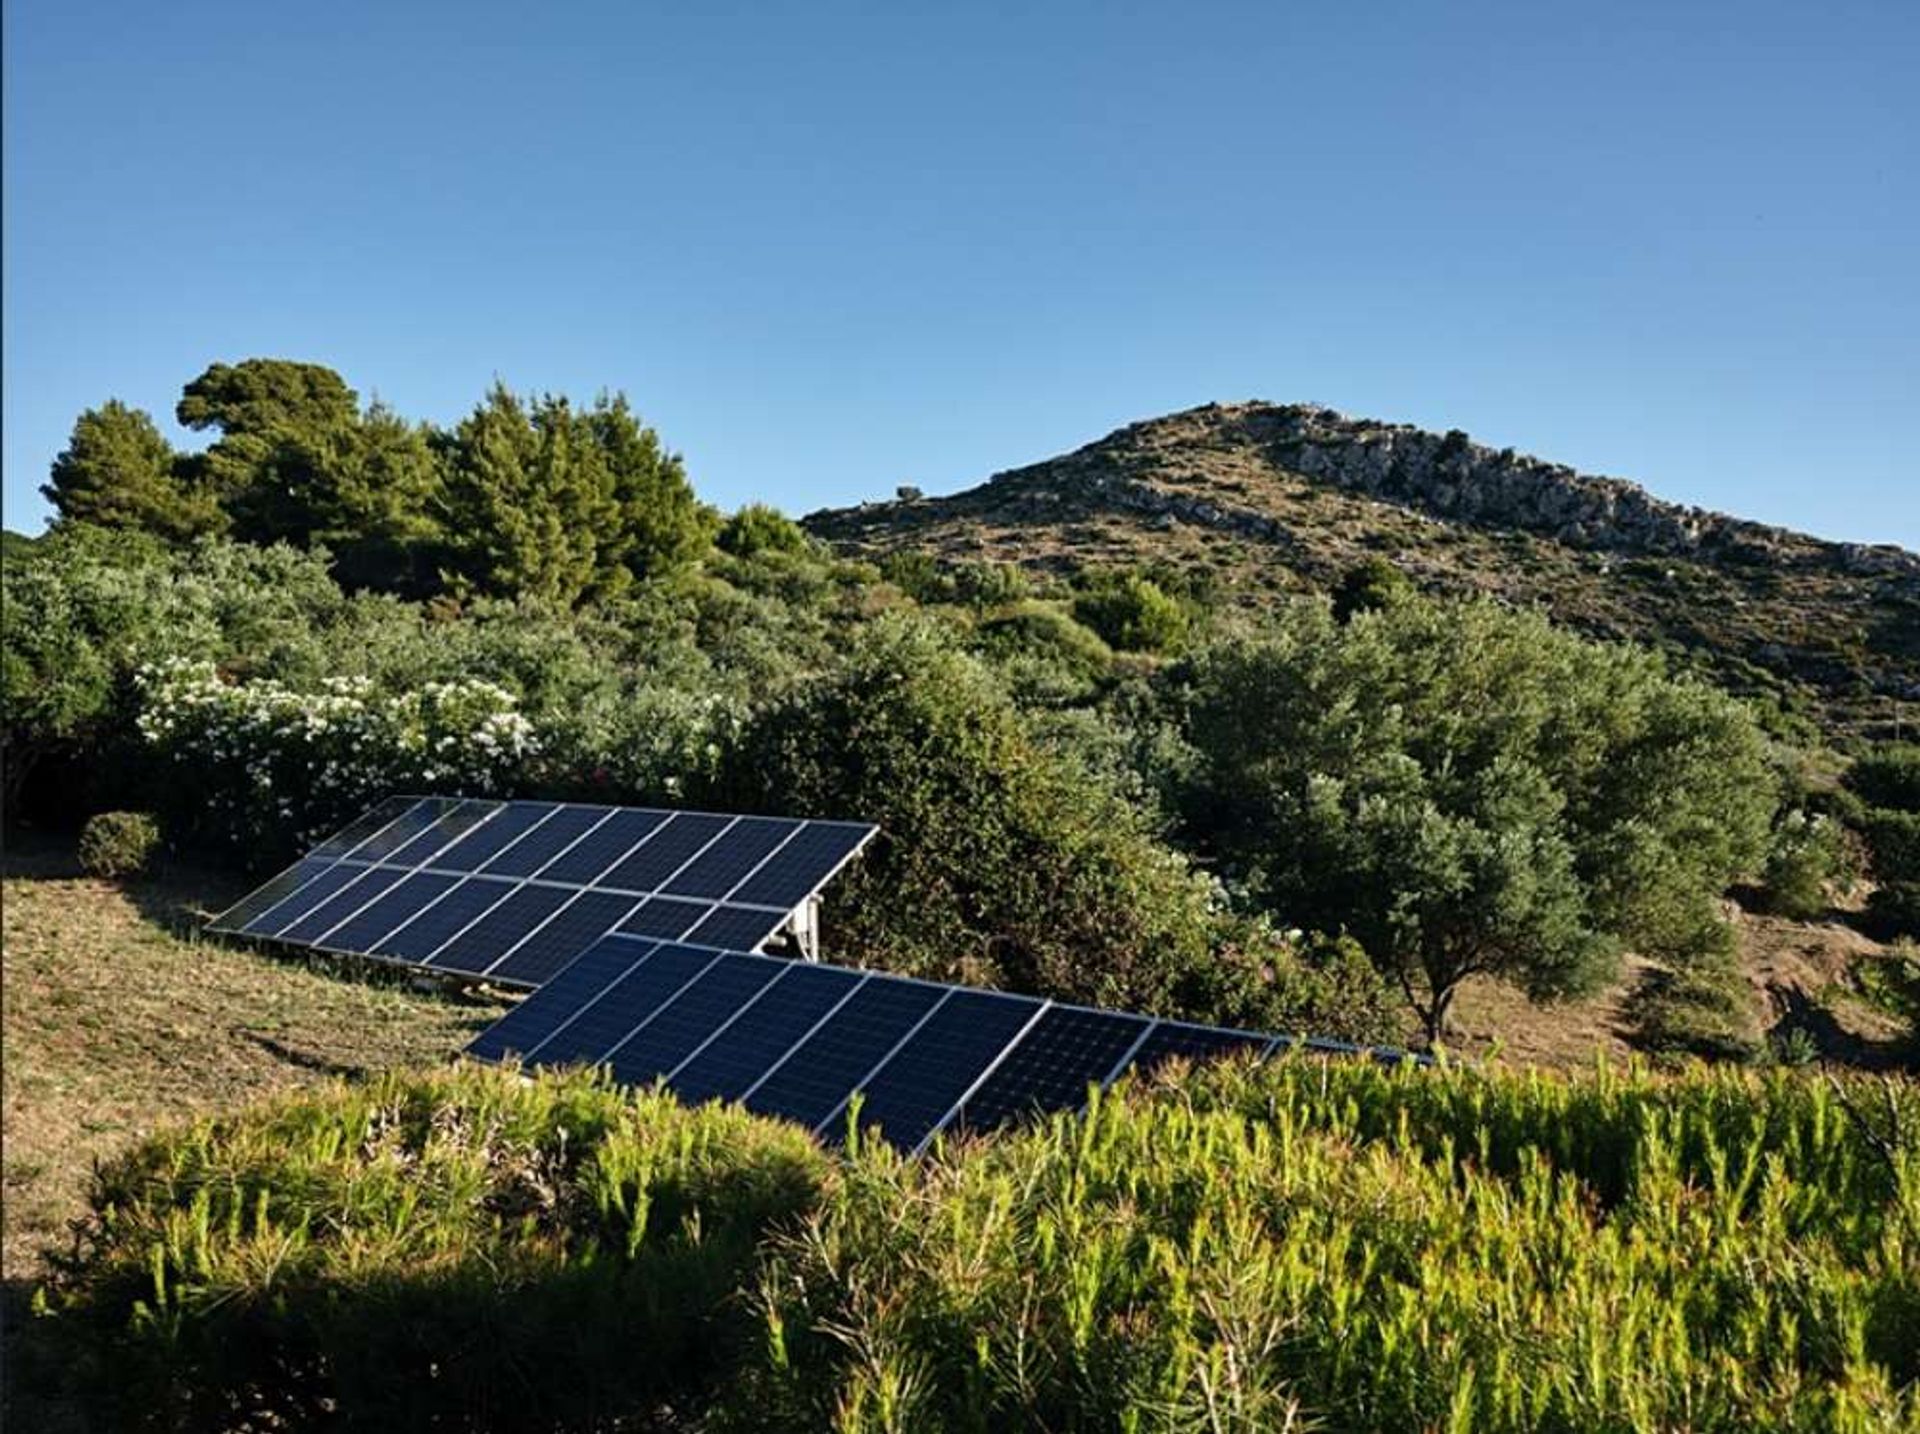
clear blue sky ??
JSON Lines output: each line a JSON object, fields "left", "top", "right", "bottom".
{"left": 5, "top": 1, "right": 1915, "bottom": 547}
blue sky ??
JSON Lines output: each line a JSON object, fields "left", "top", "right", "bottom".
{"left": 5, "top": 1, "right": 1915, "bottom": 546}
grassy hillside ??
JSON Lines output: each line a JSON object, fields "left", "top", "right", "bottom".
{"left": 808, "top": 402, "right": 1920, "bottom": 738}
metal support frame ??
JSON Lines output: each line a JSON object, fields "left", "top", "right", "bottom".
{"left": 790, "top": 895, "right": 822, "bottom": 961}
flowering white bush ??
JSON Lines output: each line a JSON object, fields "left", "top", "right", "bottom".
{"left": 136, "top": 659, "right": 541, "bottom": 858}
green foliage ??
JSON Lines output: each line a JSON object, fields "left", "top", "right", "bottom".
{"left": 738, "top": 1059, "right": 1918, "bottom": 1432}
{"left": 1863, "top": 808, "right": 1920, "bottom": 884}
{"left": 1848, "top": 743, "right": 1920, "bottom": 813}
{"left": 28, "top": 1061, "right": 1916, "bottom": 1432}
{"left": 1331, "top": 554, "right": 1415, "bottom": 622}
{"left": 75, "top": 810, "right": 161, "bottom": 877}
{"left": 1761, "top": 808, "right": 1860, "bottom": 919}
{"left": 1179, "top": 596, "right": 1775, "bottom": 1041}
{"left": 441, "top": 385, "right": 708, "bottom": 607}
{"left": 0, "top": 526, "right": 353, "bottom": 816}
{"left": 42, "top": 400, "right": 220, "bottom": 540}
{"left": 717, "top": 502, "right": 809, "bottom": 557}
{"left": 970, "top": 600, "right": 1114, "bottom": 703}
{"left": 711, "top": 619, "right": 1238, "bottom": 1018}
{"left": 177, "top": 358, "right": 364, "bottom": 526}
{"left": 31, "top": 1064, "right": 829, "bottom": 1432}
{"left": 1072, "top": 568, "right": 1191, "bottom": 652}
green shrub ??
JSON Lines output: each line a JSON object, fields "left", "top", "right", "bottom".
{"left": 75, "top": 810, "right": 161, "bottom": 877}
{"left": 1760, "top": 808, "right": 1860, "bottom": 918}
{"left": 1847, "top": 742, "right": 1920, "bottom": 812}
{"left": 1863, "top": 808, "right": 1920, "bottom": 884}
{"left": 709, "top": 618, "right": 1236, "bottom": 1019}
{"left": 1072, "top": 570, "right": 1191, "bottom": 653}
{"left": 1331, "top": 554, "right": 1415, "bottom": 621}
{"left": 1177, "top": 595, "right": 1775, "bottom": 1041}
{"left": 731, "top": 1059, "right": 1918, "bottom": 1432}
{"left": 716, "top": 502, "right": 809, "bottom": 558}
{"left": 31, "top": 1065, "right": 830, "bottom": 1432}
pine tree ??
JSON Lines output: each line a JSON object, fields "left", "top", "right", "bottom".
{"left": 43, "top": 400, "right": 221, "bottom": 540}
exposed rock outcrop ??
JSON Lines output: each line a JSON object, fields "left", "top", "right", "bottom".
{"left": 977, "top": 402, "right": 1917, "bottom": 577}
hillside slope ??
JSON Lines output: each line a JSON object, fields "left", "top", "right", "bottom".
{"left": 808, "top": 402, "right": 1920, "bottom": 733}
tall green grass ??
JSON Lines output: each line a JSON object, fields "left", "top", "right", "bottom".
{"left": 25, "top": 1059, "right": 1919, "bottom": 1431}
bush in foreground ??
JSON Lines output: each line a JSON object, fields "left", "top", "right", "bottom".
{"left": 27, "top": 1059, "right": 1917, "bottom": 1431}
{"left": 30, "top": 1065, "right": 829, "bottom": 1432}
{"left": 75, "top": 810, "right": 161, "bottom": 877}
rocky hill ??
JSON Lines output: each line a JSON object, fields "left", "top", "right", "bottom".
{"left": 808, "top": 402, "right": 1920, "bottom": 735}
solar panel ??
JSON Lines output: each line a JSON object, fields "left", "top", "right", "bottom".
{"left": 484, "top": 890, "right": 642, "bottom": 986}
{"left": 462, "top": 937, "right": 1419, "bottom": 1155}
{"left": 209, "top": 796, "right": 879, "bottom": 989}
{"left": 466, "top": 936, "right": 657, "bottom": 1063}
{"left": 521, "top": 939, "right": 715, "bottom": 1067}
{"left": 433, "top": 801, "right": 554, "bottom": 871}
{"left": 480, "top": 805, "right": 611, "bottom": 878}
{"left": 309, "top": 796, "right": 422, "bottom": 858}
{"left": 730, "top": 822, "right": 872, "bottom": 908}
{"left": 834, "top": 988, "right": 1046, "bottom": 1152}
{"left": 669, "top": 962, "right": 865, "bottom": 1104}
{"left": 604, "top": 954, "right": 785, "bottom": 1086}
{"left": 1120, "top": 1022, "right": 1274, "bottom": 1078}
{"left": 276, "top": 866, "right": 409, "bottom": 944}
{"left": 380, "top": 799, "right": 499, "bottom": 868}
{"left": 372, "top": 876, "right": 515, "bottom": 961}
{"left": 741, "top": 977, "right": 947, "bottom": 1131}
{"left": 597, "top": 812, "right": 733, "bottom": 893}
{"left": 950, "top": 1006, "right": 1151, "bottom": 1137}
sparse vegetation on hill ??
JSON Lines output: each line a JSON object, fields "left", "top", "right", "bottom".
{"left": 805, "top": 401, "right": 1920, "bottom": 740}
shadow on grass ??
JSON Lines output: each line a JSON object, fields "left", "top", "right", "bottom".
{"left": 2, "top": 1276, "right": 86, "bottom": 1434}
{"left": 1766, "top": 981, "right": 1919, "bottom": 1073}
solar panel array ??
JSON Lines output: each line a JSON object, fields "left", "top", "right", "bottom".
{"left": 465, "top": 934, "right": 1413, "bottom": 1154}
{"left": 209, "top": 797, "right": 877, "bottom": 988}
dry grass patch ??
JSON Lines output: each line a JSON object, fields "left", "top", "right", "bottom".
{"left": 1, "top": 841, "right": 506, "bottom": 1283}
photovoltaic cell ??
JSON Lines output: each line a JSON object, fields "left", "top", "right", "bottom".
{"left": 210, "top": 859, "right": 333, "bottom": 931}
{"left": 536, "top": 809, "right": 668, "bottom": 886}
{"left": 425, "top": 884, "right": 572, "bottom": 971}
{"left": 484, "top": 890, "right": 640, "bottom": 985}
{"left": 1120, "top": 1023, "right": 1272, "bottom": 1079}
{"left": 522, "top": 941, "right": 717, "bottom": 1067}
{"left": 432, "top": 802, "right": 557, "bottom": 872}
{"left": 745, "top": 977, "right": 946, "bottom": 1132}
{"left": 953, "top": 1006, "right": 1150, "bottom": 1136}
{"left": 597, "top": 812, "right": 734, "bottom": 893}
{"left": 212, "top": 798, "right": 877, "bottom": 991}
{"left": 381, "top": 800, "right": 501, "bottom": 868}
{"left": 276, "top": 866, "right": 408, "bottom": 944}
{"left": 681, "top": 903, "right": 786, "bottom": 952}
{"left": 320, "top": 870, "right": 459, "bottom": 953}
{"left": 310, "top": 797, "right": 420, "bottom": 858}
{"left": 604, "top": 953, "right": 785, "bottom": 1086}
{"left": 662, "top": 816, "right": 793, "bottom": 899}
{"left": 348, "top": 797, "right": 459, "bottom": 862}
{"left": 373, "top": 877, "right": 515, "bottom": 962}
{"left": 838, "top": 989, "right": 1044, "bottom": 1151}
{"left": 242, "top": 862, "right": 374, "bottom": 936}
{"left": 617, "top": 896, "right": 712, "bottom": 940}
{"left": 730, "top": 822, "right": 871, "bottom": 909}
{"left": 466, "top": 936, "right": 657, "bottom": 1062}
{"left": 478, "top": 806, "right": 610, "bottom": 878}
{"left": 670, "top": 963, "right": 864, "bottom": 1104}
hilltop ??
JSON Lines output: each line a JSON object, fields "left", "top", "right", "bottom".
{"left": 808, "top": 402, "right": 1920, "bottom": 735}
